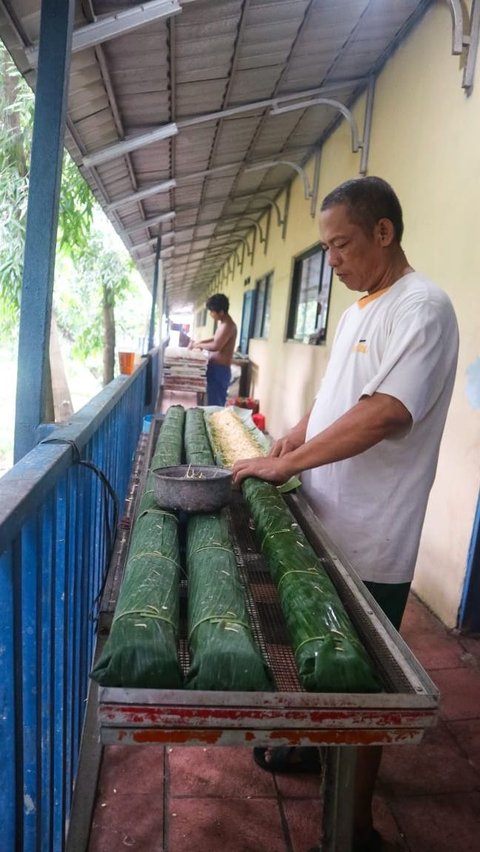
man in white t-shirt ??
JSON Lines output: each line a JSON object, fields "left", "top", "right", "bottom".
{"left": 233, "top": 176, "right": 459, "bottom": 852}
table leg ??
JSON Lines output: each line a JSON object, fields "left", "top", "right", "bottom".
{"left": 319, "top": 746, "right": 357, "bottom": 852}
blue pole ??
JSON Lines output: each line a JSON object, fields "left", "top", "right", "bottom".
{"left": 148, "top": 235, "right": 162, "bottom": 350}
{"left": 14, "top": 0, "right": 75, "bottom": 463}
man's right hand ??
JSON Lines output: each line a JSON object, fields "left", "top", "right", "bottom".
{"left": 268, "top": 411, "right": 311, "bottom": 458}
{"left": 269, "top": 435, "right": 302, "bottom": 457}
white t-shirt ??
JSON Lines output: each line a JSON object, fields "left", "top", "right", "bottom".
{"left": 301, "top": 272, "right": 459, "bottom": 584}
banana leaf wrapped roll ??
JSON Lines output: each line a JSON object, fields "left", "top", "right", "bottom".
{"left": 184, "top": 406, "right": 215, "bottom": 465}
{"left": 138, "top": 404, "right": 185, "bottom": 513}
{"left": 90, "top": 406, "right": 185, "bottom": 687}
{"left": 184, "top": 408, "right": 272, "bottom": 691}
{"left": 242, "top": 478, "right": 381, "bottom": 693}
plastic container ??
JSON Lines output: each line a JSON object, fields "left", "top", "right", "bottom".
{"left": 142, "top": 415, "right": 154, "bottom": 433}
{"left": 252, "top": 412, "right": 266, "bottom": 432}
{"left": 118, "top": 351, "right": 136, "bottom": 374}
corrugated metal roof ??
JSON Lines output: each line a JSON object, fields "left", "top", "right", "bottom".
{"left": 0, "top": 0, "right": 432, "bottom": 308}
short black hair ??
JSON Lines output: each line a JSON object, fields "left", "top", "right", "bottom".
{"left": 321, "top": 176, "right": 404, "bottom": 243}
{"left": 206, "top": 293, "right": 229, "bottom": 313}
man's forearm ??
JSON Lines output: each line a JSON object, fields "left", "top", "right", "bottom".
{"left": 287, "top": 412, "right": 310, "bottom": 446}
{"left": 283, "top": 393, "right": 411, "bottom": 476}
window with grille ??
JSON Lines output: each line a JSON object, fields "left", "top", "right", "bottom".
{"left": 252, "top": 272, "right": 273, "bottom": 339}
{"left": 287, "top": 245, "right": 332, "bottom": 344}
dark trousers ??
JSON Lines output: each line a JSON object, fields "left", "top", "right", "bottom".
{"left": 206, "top": 362, "right": 231, "bottom": 406}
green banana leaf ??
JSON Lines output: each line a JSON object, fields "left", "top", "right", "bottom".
{"left": 184, "top": 408, "right": 272, "bottom": 691}
{"left": 138, "top": 404, "right": 185, "bottom": 513}
{"left": 242, "top": 477, "right": 382, "bottom": 693}
{"left": 90, "top": 406, "right": 185, "bottom": 687}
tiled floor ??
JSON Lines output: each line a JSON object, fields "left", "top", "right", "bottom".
{"left": 87, "top": 394, "right": 480, "bottom": 851}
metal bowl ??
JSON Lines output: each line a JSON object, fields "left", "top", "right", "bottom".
{"left": 152, "top": 464, "right": 232, "bottom": 513}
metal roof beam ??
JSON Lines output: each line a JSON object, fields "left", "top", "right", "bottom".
{"left": 26, "top": 1, "right": 182, "bottom": 66}
{"left": 81, "top": 80, "right": 366, "bottom": 168}
{"left": 106, "top": 179, "right": 177, "bottom": 212}
{"left": 84, "top": 122, "right": 178, "bottom": 168}
{"left": 126, "top": 211, "right": 176, "bottom": 233}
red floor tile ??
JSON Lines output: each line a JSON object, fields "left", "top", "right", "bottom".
{"left": 274, "top": 770, "right": 322, "bottom": 799}
{"left": 97, "top": 745, "right": 165, "bottom": 797}
{"left": 88, "top": 793, "right": 164, "bottom": 852}
{"left": 458, "top": 635, "right": 480, "bottom": 668}
{"left": 168, "top": 746, "right": 277, "bottom": 798}
{"left": 379, "top": 720, "right": 480, "bottom": 796}
{"left": 432, "top": 667, "right": 480, "bottom": 720}
{"left": 402, "top": 631, "right": 467, "bottom": 671}
{"left": 390, "top": 791, "right": 480, "bottom": 852}
{"left": 168, "top": 797, "right": 287, "bottom": 852}
{"left": 281, "top": 797, "right": 323, "bottom": 852}
{"left": 447, "top": 718, "right": 480, "bottom": 772}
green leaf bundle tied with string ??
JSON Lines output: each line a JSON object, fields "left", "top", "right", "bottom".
{"left": 90, "top": 406, "right": 185, "bottom": 687}
{"left": 184, "top": 408, "right": 272, "bottom": 691}
{"left": 242, "top": 478, "right": 382, "bottom": 693}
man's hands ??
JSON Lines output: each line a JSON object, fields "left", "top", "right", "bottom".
{"left": 232, "top": 414, "right": 309, "bottom": 485}
{"left": 269, "top": 434, "right": 302, "bottom": 458}
{"left": 232, "top": 454, "right": 293, "bottom": 486}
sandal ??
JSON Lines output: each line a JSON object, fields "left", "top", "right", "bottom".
{"left": 253, "top": 746, "right": 321, "bottom": 774}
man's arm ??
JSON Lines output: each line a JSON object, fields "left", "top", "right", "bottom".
{"left": 232, "top": 392, "right": 412, "bottom": 484}
{"left": 197, "top": 323, "right": 233, "bottom": 354}
{"left": 269, "top": 410, "right": 311, "bottom": 457}
{"left": 189, "top": 336, "right": 214, "bottom": 349}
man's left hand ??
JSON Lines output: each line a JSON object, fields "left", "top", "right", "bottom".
{"left": 232, "top": 455, "right": 292, "bottom": 486}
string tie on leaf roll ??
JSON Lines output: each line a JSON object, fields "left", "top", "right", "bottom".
{"left": 188, "top": 616, "right": 252, "bottom": 641}
{"left": 183, "top": 408, "right": 273, "bottom": 691}
{"left": 90, "top": 405, "right": 186, "bottom": 688}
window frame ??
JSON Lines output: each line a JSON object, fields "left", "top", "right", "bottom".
{"left": 252, "top": 271, "right": 273, "bottom": 340}
{"left": 286, "top": 244, "right": 332, "bottom": 345}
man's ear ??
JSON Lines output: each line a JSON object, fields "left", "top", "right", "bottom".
{"left": 376, "top": 218, "right": 395, "bottom": 246}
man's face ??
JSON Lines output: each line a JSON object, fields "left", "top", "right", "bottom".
{"left": 209, "top": 309, "right": 220, "bottom": 322}
{"left": 319, "top": 203, "right": 387, "bottom": 294}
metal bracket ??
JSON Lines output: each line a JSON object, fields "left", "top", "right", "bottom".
{"left": 359, "top": 76, "right": 375, "bottom": 175}
{"left": 245, "top": 160, "right": 313, "bottom": 200}
{"left": 234, "top": 245, "right": 244, "bottom": 273}
{"left": 271, "top": 97, "right": 361, "bottom": 153}
{"left": 310, "top": 149, "right": 321, "bottom": 218}
{"left": 448, "top": 0, "right": 480, "bottom": 91}
{"left": 237, "top": 216, "right": 266, "bottom": 246}
{"left": 211, "top": 233, "right": 253, "bottom": 262}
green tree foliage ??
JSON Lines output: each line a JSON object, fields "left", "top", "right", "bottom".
{"left": 55, "top": 233, "right": 136, "bottom": 383}
{"left": 0, "top": 43, "right": 142, "bottom": 386}
{"left": 0, "top": 45, "right": 97, "bottom": 330}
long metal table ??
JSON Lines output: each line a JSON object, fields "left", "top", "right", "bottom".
{"left": 98, "top": 488, "right": 438, "bottom": 852}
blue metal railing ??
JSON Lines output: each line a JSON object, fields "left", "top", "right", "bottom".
{"left": 0, "top": 348, "right": 160, "bottom": 852}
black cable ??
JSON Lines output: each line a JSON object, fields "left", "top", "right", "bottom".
{"left": 40, "top": 437, "right": 120, "bottom": 620}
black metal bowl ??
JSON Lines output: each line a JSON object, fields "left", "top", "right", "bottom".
{"left": 152, "top": 464, "right": 232, "bottom": 513}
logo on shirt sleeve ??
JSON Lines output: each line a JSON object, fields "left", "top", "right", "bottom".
{"left": 353, "top": 338, "right": 368, "bottom": 353}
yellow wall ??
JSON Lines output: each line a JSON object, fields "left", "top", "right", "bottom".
{"left": 194, "top": 1, "right": 480, "bottom": 626}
